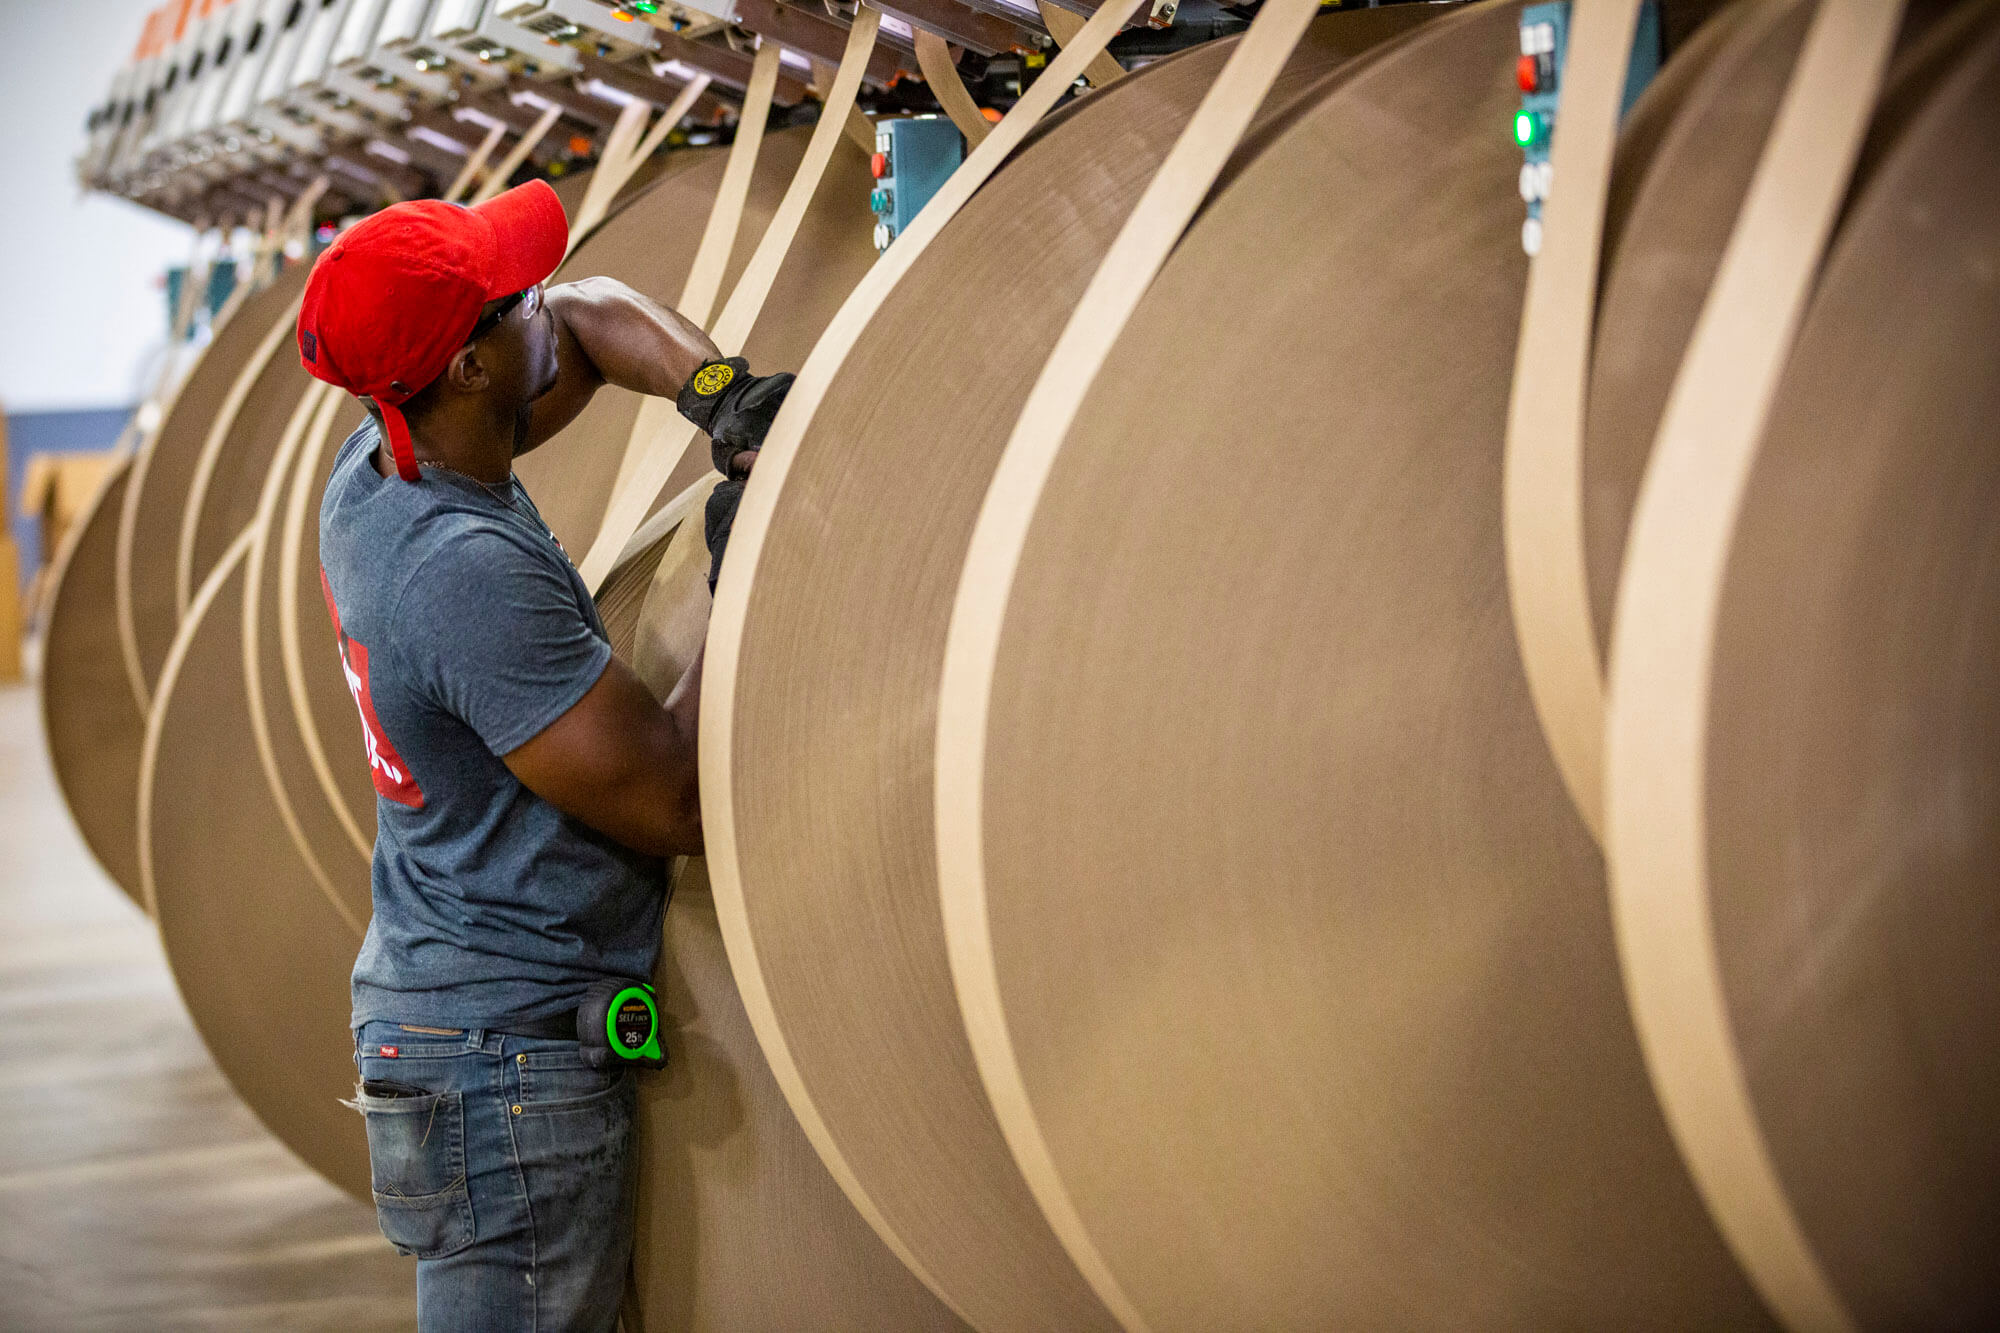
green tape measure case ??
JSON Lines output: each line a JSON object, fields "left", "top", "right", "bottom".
{"left": 578, "top": 980, "right": 668, "bottom": 1070}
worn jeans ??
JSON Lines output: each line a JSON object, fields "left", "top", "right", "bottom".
{"left": 353, "top": 1021, "right": 637, "bottom": 1332}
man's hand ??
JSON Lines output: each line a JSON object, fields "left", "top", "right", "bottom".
{"left": 677, "top": 358, "right": 793, "bottom": 591}
{"left": 684, "top": 358, "right": 793, "bottom": 590}
{"left": 704, "top": 477, "right": 746, "bottom": 593}
{"left": 675, "top": 358, "right": 796, "bottom": 470}
{"left": 702, "top": 446, "right": 766, "bottom": 592}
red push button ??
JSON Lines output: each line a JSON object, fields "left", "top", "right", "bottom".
{"left": 1516, "top": 53, "right": 1539, "bottom": 93}
{"left": 870, "top": 151, "right": 888, "bottom": 179}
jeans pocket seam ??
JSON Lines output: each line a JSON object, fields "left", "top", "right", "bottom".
{"left": 516, "top": 1071, "right": 631, "bottom": 1115}
{"left": 516, "top": 1050, "right": 593, "bottom": 1070}
{"left": 372, "top": 1173, "right": 468, "bottom": 1207}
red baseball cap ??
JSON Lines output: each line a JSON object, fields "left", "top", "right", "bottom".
{"left": 296, "top": 180, "right": 569, "bottom": 481}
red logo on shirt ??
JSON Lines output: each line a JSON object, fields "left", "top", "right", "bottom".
{"left": 321, "top": 566, "right": 426, "bottom": 809}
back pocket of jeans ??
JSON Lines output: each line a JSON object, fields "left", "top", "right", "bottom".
{"left": 357, "top": 1087, "right": 474, "bottom": 1259}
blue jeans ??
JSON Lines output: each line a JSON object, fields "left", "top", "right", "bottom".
{"left": 353, "top": 1021, "right": 636, "bottom": 1332}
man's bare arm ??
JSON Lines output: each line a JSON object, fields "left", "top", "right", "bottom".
{"left": 518, "top": 278, "right": 721, "bottom": 455}
{"left": 501, "top": 644, "right": 705, "bottom": 858}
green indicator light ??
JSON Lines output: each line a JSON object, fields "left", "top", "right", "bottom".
{"left": 1513, "top": 110, "right": 1536, "bottom": 146}
{"left": 633, "top": 1, "right": 659, "bottom": 11}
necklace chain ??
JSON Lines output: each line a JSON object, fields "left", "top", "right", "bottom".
{"left": 418, "top": 458, "right": 513, "bottom": 497}
{"left": 418, "top": 460, "right": 554, "bottom": 545}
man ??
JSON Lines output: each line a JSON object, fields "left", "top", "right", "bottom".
{"left": 301, "top": 179, "right": 789, "bottom": 1330}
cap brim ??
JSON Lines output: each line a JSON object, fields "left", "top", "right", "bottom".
{"left": 470, "top": 179, "right": 570, "bottom": 299}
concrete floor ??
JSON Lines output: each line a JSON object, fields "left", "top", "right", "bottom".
{"left": 0, "top": 678, "right": 416, "bottom": 1330}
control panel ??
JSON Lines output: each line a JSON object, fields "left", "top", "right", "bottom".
{"left": 332, "top": 4, "right": 458, "bottom": 105}
{"left": 603, "top": 1, "right": 744, "bottom": 30}
{"left": 429, "top": 0, "right": 581, "bottom": 78}
{"left": 870, "top": 115, "right": 963, "bottom": 254}
{"left": 313, "top": 0, "right": 431, "bottom": 120}
{"left": 497, "top": 0, "right": 662, "bottom": 60}
{"left": 1514, "top": 0, "right": 1660, "bottom": 255}
{"left": 383, "top": 0, "right": 509, "bottom": 90}
{"left": 73, "top": 0, "right": 959, "bottom": 214}
{"left": 477, "top": 3, "right": 585, "bottom": 76}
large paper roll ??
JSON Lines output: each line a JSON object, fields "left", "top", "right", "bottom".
{"left": 276, "top": 391, "right": 378, "bottom": 864}
{"left": 590, "top": 512, "right": 965, "bottom": 1331}
{"left": 1609, "top": 11, "right": 2000, "bottom": 1325}
{"left": 117, "top": 266, "right": 308, "bottom": 704}
{"left": 175, "top": 328, "right": 315, "bottom": 620}
{"left": 141, "top": 533, "right": 373, "bottom": 1200}
{"left": 38, "top": 457, "right": 146, "bottom": 905}
{"left": 624, "top": 863, "right": 967, "bottom": 1333}
{"left": 1511, "top": 0, "right": 1968, "bottom": 842}
{"left": 46, "top": 263, "right": 319, "bottom": 912}
{"left": 933, "top": 2, "right": 1772, "bottom": 1325}
{"left": 246, "top": 386, "right": 374, "bottom": 929}
{"left": 700, "top": 10, "right": 1432, "bottom": 1331}
{"left": 1583, "top": 0, "right": 1813, "bottom": 662}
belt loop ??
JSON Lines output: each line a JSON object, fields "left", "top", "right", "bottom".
{"left": 466, "top": 1028, "right": 489, "bottom": 1053}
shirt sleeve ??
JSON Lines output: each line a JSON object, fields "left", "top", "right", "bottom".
{"left": 390, "top": 523, "right": 613, "bottom": 757}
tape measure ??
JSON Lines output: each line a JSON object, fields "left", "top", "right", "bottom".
{"left": 578, "top": 980, "right": 668, "bottom": 1069}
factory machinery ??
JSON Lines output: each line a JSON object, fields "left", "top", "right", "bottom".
{"left": 42, "top": 0, "right": 1998, "bottom": 1327}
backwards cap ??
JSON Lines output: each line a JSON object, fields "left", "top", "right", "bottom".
{"left": 296, "top": 180, "right": 568, "bottom": 481}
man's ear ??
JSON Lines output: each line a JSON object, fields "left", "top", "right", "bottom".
{"left": 442, "top": 344, "right": 489, "bottom": 393}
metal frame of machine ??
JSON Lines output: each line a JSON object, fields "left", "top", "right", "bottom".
{"left": 75, "top": 0, "right": 1212, "bottom": 221}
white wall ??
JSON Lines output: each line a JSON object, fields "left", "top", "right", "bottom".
{"left": 0, "top": 0, "right": 196, "bottom": 413}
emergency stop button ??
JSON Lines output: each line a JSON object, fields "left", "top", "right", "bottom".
{"left": 870, "top": 151, "right": 888, "bottom": 179}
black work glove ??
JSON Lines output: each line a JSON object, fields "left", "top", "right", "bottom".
{"left": 704, "top": 476, "right": 745, "bottom": 593}
{"left": 675, "top": 357, "right": 795, "bottom": 477}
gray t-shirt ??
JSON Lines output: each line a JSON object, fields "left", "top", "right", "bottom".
{"left": 319, "top": 419, "right": 667, "bottom": 1031}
